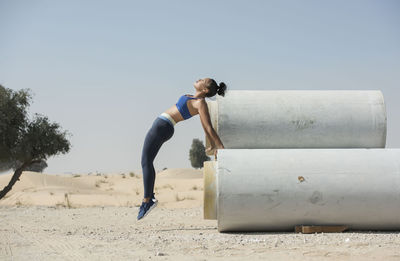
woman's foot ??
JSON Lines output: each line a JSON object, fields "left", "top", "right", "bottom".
{"left": 137, "top": 199, "right": 157, "bottom": 220}
{"left": 137, "top": 193, "right": 158, "bottom": 220}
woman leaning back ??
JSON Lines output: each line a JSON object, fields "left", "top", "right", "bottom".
{"left": 137, "top": 78, "right": 226, "bottom": 220}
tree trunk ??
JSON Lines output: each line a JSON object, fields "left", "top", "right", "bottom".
{"left": 0, "top": 161, "right": 32, "bottom": 200}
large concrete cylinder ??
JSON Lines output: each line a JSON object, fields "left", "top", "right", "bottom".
{"left": 206, "top": 149, "right": 400, "bottom": 232}
{"left": 205, "top": 90, "right": 386, "bottom": 152}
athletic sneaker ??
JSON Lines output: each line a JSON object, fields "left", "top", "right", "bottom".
{"left": 137, "top": 199, "right": 158, "bottom": 220}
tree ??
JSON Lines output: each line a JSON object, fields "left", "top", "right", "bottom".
{"left": 25, "top": 160, "right": 48, "bottom": 172}
{"left": 0, "top": 85, "right": 71, "bottom": 199}
{"left": 0, "top": 159, "right": 48, "bottom": 173}
{"left": 189, "top": 138, "right": 210, "bottom": 169}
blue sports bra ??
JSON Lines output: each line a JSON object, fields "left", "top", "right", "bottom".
{"left": 176, "top": 95, "right": 200, "bottom": 120}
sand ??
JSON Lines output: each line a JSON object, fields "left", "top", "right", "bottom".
{"left": 1, "top": 169, "right": 399, "bottom": 260}
{"left": 0, "top": 169, "right": 203, "bottom": 209}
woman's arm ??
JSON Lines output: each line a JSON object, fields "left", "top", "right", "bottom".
{"left": 198, "top": 99, "right": 224, "bottom": 149}
{"left": 204, "top": 130, "right": 215, "bottom": 152}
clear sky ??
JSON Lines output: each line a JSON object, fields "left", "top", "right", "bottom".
{"left": 1, "top": 0, "right": 399, "bottom": 174}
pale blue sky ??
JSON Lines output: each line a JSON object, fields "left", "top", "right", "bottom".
{"left": 1, "top": 0, "right": 399, "bottom": 174}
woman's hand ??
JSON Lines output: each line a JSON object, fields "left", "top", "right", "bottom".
{"left": 206, "top": 146, "right": 218, "bottom": 160}
{"left": 205, "top": 146, "right": 215, "bottom": 154}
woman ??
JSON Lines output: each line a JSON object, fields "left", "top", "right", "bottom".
{"left": 137, "top": 78, "right": 226, "bottom": 220}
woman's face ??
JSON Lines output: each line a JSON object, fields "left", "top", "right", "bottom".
{"left": 194, "top": 78, "right": 210, "bottom": 92}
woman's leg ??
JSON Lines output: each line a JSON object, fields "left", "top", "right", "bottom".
{"left": 141, "top": 118, "right": 174, "bottom": 202}
{"left": 149, "top": 164, "right": 156, "bottom": 199}
{"left": 141, "top": 128, "right": 163, "bottom": 200}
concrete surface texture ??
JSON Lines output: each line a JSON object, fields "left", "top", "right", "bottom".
{"left": 215, "top": 149, "right": 400, "bottom": 232}
{"left": 205, "top": 90, "right": 387, "bottom": 152}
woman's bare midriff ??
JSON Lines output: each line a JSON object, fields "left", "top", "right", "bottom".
{"left": 164, "top": 103, "right": 199, "bottom": 124}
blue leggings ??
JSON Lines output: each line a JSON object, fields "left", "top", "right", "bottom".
{"left": 141, "top": 117, "right": 174, "bottom": 198}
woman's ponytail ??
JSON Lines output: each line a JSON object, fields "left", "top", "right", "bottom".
{"left": 204, "top": 78, "right": 227, "bottom": 98}
{"left": 217, "top": 82, "right": 227, "bottom": 96}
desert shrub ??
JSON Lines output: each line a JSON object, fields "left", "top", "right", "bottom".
{"left": 189, "top": 139, "right": 210, "bottom": 169}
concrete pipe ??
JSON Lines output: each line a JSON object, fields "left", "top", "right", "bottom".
{"left": 205, "top": 90, "right": 386, "bottom": 153}
{"left": 204, "top": 149, "right": 400, "bottom": 232}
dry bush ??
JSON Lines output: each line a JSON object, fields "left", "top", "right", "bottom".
{"left": 175, "top": 193, "right": 196, "bottom": 201}
{"left": 55, "top": 202, "right": 66, "bottom": 208}
{"left": 64, "top": 193, "right": 72, "bottom": 208}
{"left": 162, "top": 184, "right": 174, "bottom": 190}
{"left": 95, "top": 179, "right": 108, "bottom": 187}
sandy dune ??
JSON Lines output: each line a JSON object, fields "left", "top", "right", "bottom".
{"left": 0, "top": 168, "right": 203, "bottom": 208}
{"left": 1, "top": 169, "right": 399, "bottom": 260}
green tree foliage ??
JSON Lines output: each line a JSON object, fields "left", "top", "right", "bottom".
{"left": 25, "top": 160, "right": 48, "bottom": 172}
{"left": 189, "top": 138, "right": 210, "bottom": 169}
{"left": 0, "top": 159, "right": 48, "bottom": 173}
{"left": 0, "top": 85, "right": 70, "bottom": 199}
{"left": 0, "top": 86, "right": 31, "bottom": 161}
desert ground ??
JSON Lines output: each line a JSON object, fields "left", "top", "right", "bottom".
{"left": 0, "top": 169, "right": 399, "bottom": 260}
